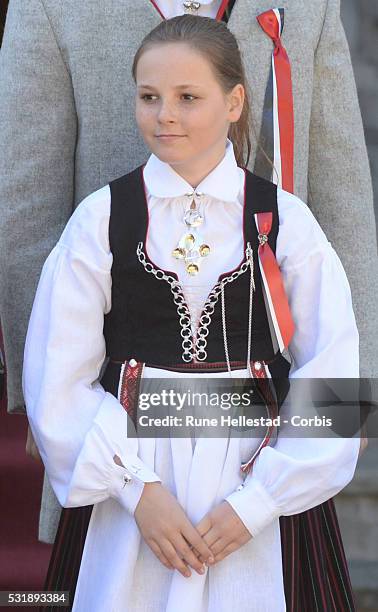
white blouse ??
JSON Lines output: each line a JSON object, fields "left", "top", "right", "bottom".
{"left": 154, "top": 0, "right": 222, "bottom": 20}
{"left": 23, "top": 141, "right": 360, "bottom": 611}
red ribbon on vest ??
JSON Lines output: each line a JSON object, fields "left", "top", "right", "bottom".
{"left": 257, "top": 9, "right": 294, "bottom": 193}
{"left": 256, "top": 211, "right": 295, "bottom": 350}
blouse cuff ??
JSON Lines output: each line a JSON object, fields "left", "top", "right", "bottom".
{"left": 90, "top": 390, "right": 161, "bottom": 514}
{"left": 108, "top": 463, "right": 148, "bottom": 515}
{"left": 107, "top": 453, "right": 163, "bottom": 514}
{"left": 225, "top": 479, "right": 280, "bottom": 537}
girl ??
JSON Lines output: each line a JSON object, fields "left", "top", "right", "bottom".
{"left": 23, "top": 15, "right": 360, "bottom": 612}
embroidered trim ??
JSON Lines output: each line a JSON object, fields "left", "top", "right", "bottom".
{"left": 117, "top": 360, "right": 144, "bottom": 426}
{"left": 137, "top": 242, "right": 253, "bottom": 363}
{"left": 240, "top": 365, "right": 279, "bottom": 474}
{"left": 144, "top": 360, "right": 249, "bottom": 372}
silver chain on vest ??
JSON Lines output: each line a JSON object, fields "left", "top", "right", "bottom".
{"left": 137, "top": 241, "right": 255, "bottom": 373}
{"left": 221, "top": 243, "right": 255, "bottom": 377}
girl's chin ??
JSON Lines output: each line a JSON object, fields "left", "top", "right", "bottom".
{"left": 152, "top": 150, "right": 192, "bottom": 166}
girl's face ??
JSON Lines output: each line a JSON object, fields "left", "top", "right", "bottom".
{"left": 135, "top": 42, "right": 244, "bottom": 178}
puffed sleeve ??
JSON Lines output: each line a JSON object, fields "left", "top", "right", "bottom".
{"left": 22, "top": 185, "right": 161, "bottom": 515}
{"left": 225, "top": 188, "right": 360, "bottom": 537}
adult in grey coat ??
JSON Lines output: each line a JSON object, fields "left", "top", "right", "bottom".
{"left": 0, "top": 0, "right": 376, "bottom": 545}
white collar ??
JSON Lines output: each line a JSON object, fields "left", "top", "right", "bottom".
{"left": 143, "top": 139, "right": 242, "bottom": 203}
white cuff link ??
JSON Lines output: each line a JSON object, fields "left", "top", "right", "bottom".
{"left": 122, "top": 473, "right": 132, "bottom": 487}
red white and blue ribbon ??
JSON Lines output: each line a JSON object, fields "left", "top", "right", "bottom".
{"left": 255, "top": 8, "right": 294, "bottom": 194}
{"left": 255, "top": 212, "right": 295, "bottom": 352}
{"left": 217, "top": 0, "right": 236, "bottom": 21}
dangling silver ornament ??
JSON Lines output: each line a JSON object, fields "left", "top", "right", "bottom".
{"left": 172, "top": 196, "right": 211, "bottom": 275}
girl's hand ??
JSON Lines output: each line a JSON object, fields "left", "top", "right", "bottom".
{"left": 134, "top": 482, "right": 214, "bottom": 578}
{"left": 195, "top": 501, "right": 252, "bottom": 564}
{"left": 358, "top": 424, "right": 368, "bottom": 457}
{"left": 26, "top": 425, "right": 42, "bottom": 463}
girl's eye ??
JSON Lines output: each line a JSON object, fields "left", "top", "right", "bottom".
{"left": 140, "top": 94, "right": 158, "bottom": 101}
{"left": 139, "top": 93, "right": 197, "bottom": 102}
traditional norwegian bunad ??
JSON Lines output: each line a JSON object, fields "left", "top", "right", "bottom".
{"left": 23, "top": 137, "right": 360, "bottom": 611}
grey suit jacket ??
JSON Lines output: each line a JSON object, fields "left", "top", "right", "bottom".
{"left": 0, "top": 0, "right": 377, "bottom": 544}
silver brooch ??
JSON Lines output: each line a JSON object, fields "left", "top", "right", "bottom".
{"left": 172, "top": 193, "right": 210, "bottom": 276}
{"left": 183, "top": 1, "right": 201, "bottom": 14}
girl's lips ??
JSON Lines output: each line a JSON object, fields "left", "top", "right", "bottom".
{"left": 155, "top": 134, "right": 186, "bottom": 138}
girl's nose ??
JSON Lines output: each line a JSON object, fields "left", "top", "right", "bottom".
{"left": 157, "top": 100, "right": 177, "bottom": 123}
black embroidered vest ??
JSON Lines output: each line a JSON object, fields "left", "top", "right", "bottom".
{"left": 103, "top": 165, "right": 289, "bottom": 378}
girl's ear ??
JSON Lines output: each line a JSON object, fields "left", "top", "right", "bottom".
{"left": 228, "top": 84, "right": 245, "bottom": 124}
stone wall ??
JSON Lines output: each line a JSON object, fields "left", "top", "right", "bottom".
{"left": 335, "top": 5, "right": 378, "bottom": 611}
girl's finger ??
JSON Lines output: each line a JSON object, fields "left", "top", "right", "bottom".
{"left": 213, "top": 540, "right": 240, "bottom": 563}
{"left": 201, "top": 526, "right": 220, "bottom": 549}
{"left": 192, "top": 528, "right": 219, "bottom": 564}
{"left": 206, "top": 536, "right": 225, "bottom": 557}
{"left": 181, "top": 523, "right": 214, "bottom": 565}
{"left": 174, "top": 534, "right": 206, "bottom": 575}
{"left": 186, "top": 545, "right": 208, "bottom": 565}
{"left": 148, "top": 539, "right": 175, "bottom": 570}
{"left": 160, "top": 539, "right": 192, "bottom": 578}
{"left": 195, "top": 515, "right": 212, "bottom": 537}
{"left": 188, "top": 545, "right": 201, "bottom": 558}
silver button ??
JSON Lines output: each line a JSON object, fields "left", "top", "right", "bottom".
{"left": 258, "top": 233, "right": 268, "bottom": 246}
{"left": 254, "top": 361, "right": 262, "bottom": 371}
{"left": 129, "top": 359, "right": 137, "bottom": 368}
{"left": 122, "top": 474, "right": 132, "bottom": 488}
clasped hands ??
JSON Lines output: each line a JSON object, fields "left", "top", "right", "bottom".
{"left": 26, "top": 427, "right": 369, "bottom": 580}
{"left": 134, "top": 481, "right": 252, "bottom": 579}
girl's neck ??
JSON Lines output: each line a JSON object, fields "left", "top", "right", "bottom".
{"left": 168, "top": 143, "right": 227, "bottom": 189}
